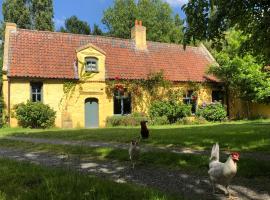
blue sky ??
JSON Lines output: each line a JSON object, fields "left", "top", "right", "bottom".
{"left": 0, "top": 0, "right": 187, "bottom": 31}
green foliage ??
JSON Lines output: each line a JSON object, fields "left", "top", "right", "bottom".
{"left": 32, "top": 0, "right": 54, "bottom": 31}
{"left": 176, "top": 116, "right": 207, "bottom": 125}
{"left": 106, "top": 112, "right": 147, "bottom": 127}
{"left": 0, "top": 158, "right": 177, "bottom": 200}
{"left": 63, "top": 81, "right": 76, "bottom": 94}
{"left": 208, "top": 29, "right": 270, "bottom": 103}
{"left": 14, "top": 101, "right": 56, "bottom": 128}
{"left": 148, "top": 116, "right": 169, "bottom": 125}
{"left": 183, "top": 0, "right": 270, "bottom": 61}
{"left": 2, "top": 0, "right": 54, "bottom": 31}
{"left": 0, "top": 22, "right": 4, "bottom": 127}
{"left": 92, "top": 23, "right": 103, "bottom": 35}
{"left": 140, "top": 71, "right": 171, "bottom": 98}
{"left": 149, "top": 101, "right": 191, "bottom": 123}
{"left": 60, "top": 15, "right": 90, "bottom": 35}
{"left": 2, "top": 0, "right": 31, "bottom": 29}
{"left": 105, "top": 71, "right": 171, "bottom": 107}
{"left": 196, "top": 102, "right": 227, "bottom": 121}
{"left": 102, "top": 0, "right": 184, "bottom": 43}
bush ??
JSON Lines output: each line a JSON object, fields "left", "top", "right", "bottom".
{"left": 14, "top": 101, "right": 56, "bottom": 128}
{"left": 149, "top": 101, "right": 191, "bottom": 123}
{"left": 196, "top": 102, "right": 227, "bottom": 121}
{"left": 176, "top": 116, "right": 208, "bottom": 125}
{"left": 149, "top": 116, "right": 169, "bottom": 125}
{"left": 106, "top": 112, "right": 148, "bottom": 127}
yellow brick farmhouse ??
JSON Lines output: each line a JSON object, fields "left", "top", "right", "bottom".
{"left": 2, "top": 22, "right": 269, "bottom": 128}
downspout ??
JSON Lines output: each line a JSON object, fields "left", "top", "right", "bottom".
{"left": 7, "top": 77, "right": 10, "bottom": 126}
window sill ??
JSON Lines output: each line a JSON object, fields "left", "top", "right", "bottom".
{"left": 85, "top": 70, "right": 99, "bottom": 73}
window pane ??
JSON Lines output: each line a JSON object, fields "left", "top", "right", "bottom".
{"left": 85, "top": 58, "right": 98, "bottom": 72}
{"left": 113, "top": 90, "right": 131, "bottom": 115}
{"left": 212, "top": 90, "right": 224, "bottom": 103}
{"left": 187, "top": 90, "right": 193, "bottom": 97}
{"left": 114, "top": 98, "right": 122, "bottom": 114}
{"left": 183, "top": 98, "right": 190, "bottom": 104}
{"left": 31, "top": 82, "right": 42, "bottom": 102}
{"left": 32, "top": 94, "right": 36, "bottom": 102}
{"left": 37, "top": 94, "right": 41, "bottom": 102}
{"left": 123, "top": 96, "right": 131, "bottom": 114}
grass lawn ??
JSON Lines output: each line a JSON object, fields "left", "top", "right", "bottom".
{"left": 0, "top": 120, "right": 269, "bottom": 199}
{"left": 0, "top": 139, "right": 269, "bottom": 179}
{"left": 0, "top": 158, "right": 180, "bottom": 200}
{"left": 1, "top": 119, "right": 270, "bottom": 152}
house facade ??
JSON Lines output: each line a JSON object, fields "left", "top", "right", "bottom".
{"left": 2, "top": 22, "right": 269, "bottom": 128}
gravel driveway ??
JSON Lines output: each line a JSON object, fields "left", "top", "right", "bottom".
{"left": 0, "top": 146, "right": 269, "bottom": 200}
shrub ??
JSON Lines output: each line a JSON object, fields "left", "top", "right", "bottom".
{"left": 106, "top": 112, "right": 148, "bottom": 127}
{"left": 196, "top": 102, "right": 227, "bottom": 121}
{"left": 149, "top": 100, "right": 191, "bottom": 123}
{"left": 176, "top": 116, "right": 208, "bottom": 125}
{"left": 14, "top": 101, "right": 56, "bottom": 128}
{"left": 149, "top": 116, "right": 169, "bottom": 125}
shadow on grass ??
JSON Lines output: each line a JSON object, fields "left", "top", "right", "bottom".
{"left": 6, "top": 120, "right": 270, "bottom": 152}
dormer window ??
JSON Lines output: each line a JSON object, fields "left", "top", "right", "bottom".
{"left": 85, "top": 57, "right": 98, "bottom": 72}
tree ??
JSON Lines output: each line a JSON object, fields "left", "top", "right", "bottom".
{"left": 2, "top": 0, "right": 31, "bottom": 29}
{"left": 169, "top": 14, "right": 184, "bottom": 44}
{"left": 92, "top": 24, "right": 103, "bottom": 36}
{"left": 182, "top": 0, "right": 270, "bottom": 61}
{"left": 60, "top": 16, "right": 91, "bottom": 35}
{"left": 208, "top": 30, "right": 270, "bottom": 104}
{"left": 102, "top": 0, "right": 137, "bottom": 39}
{"left": 102, "top": 0, "right": 184, "bottom": 43}
{"left": 2, "top": 0, "right": 54, "bottom": 31}
{"left": 32, "top": 0, "right": 54, "bottom": 31}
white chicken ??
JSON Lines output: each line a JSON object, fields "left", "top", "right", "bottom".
{"left": 129, "top": 139, "right": 140, "bottom": 169}
{"left": 208, "top": 143, "right": 240, "bottom": 196}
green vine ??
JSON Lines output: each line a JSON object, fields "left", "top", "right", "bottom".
{"left": 105, "top": 71, "right": 180, "bottom": 112}
{"left": 63, "top": 81, "right": 76, "bottom": 94}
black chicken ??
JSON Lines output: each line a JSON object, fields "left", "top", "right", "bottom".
{"left": 140, "top": 120, "right": 149, "bottom": 139}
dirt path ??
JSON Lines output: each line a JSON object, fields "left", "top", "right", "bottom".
{"left": 0, "top": 147, "right": 269, "bottom": 200}
{"left": 5, "top": 136, "right": 270, "bottom": 161}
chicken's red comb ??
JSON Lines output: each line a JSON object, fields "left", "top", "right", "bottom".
{"left": 231, "top": 152, "right": 240, "bottom": 160}
{"left": 231, "top": 152, "right": 240, "bottom": 156}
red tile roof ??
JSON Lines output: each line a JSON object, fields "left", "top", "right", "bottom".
{"left": 7, "top": 29, "right": 217, "bottom": 82}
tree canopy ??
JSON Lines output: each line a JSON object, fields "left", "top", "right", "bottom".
{"left": 2, "top": 0, "right": 54, "bottom": 31}
{"left": 92, "top": 24, "right": 103, "bottom": 36}
{"left": 102, "top": 0, "right": 184, "bottom": 43}
{"left": 2, "top": 0, "right": 31, "bottom": 29}
{"left": 60, "top": 16, "right": 91, "bottom": 35}
{"left": 208, "top": 29, "right": 270, "bottom": 104}
{"left": 182, "top": 0, "right": 270, "bottom": 61}
{"left": 32, "top": 0, "right": 54, "bottom": 31}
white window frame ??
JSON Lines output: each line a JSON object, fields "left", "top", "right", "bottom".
{"left": 85, "top": 57, "right": 98, "bottom": 72}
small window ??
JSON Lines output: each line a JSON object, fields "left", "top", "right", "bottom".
{"left": 85, "top": 57, "right": 98, "bottom": 72}
{"left": 114, "top": 89, "right": 131, "bottom": 115}
{"left": 212, "top": 90, "right": 224, "bottom": 104}
{"left": 31, "top": 82, "right": 43, "bottom": 102}
{"left": 183, "top": 90, "right": 196, "bottom": 113}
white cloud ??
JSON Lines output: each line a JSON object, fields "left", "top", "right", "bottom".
{"left": 164, "top": 0, "right": 188, "bottom": 6}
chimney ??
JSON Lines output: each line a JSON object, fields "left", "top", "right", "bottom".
{"left": 131, "top": 20, "right": 147, "bottom": 50}
{"left": 3, "top": 23, "right": 17, "bottom": 72}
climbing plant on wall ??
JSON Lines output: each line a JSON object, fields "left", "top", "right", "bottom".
{"left": 105, "top": 71, "right": 181, "bottom": 112}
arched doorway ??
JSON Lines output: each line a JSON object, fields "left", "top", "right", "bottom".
{"left": 85, "top": 98, "right": 99, "bottom": 128}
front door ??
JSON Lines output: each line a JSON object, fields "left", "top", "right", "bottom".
{"left": 85, "top": 98, "right": 99, "bottom": 128}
